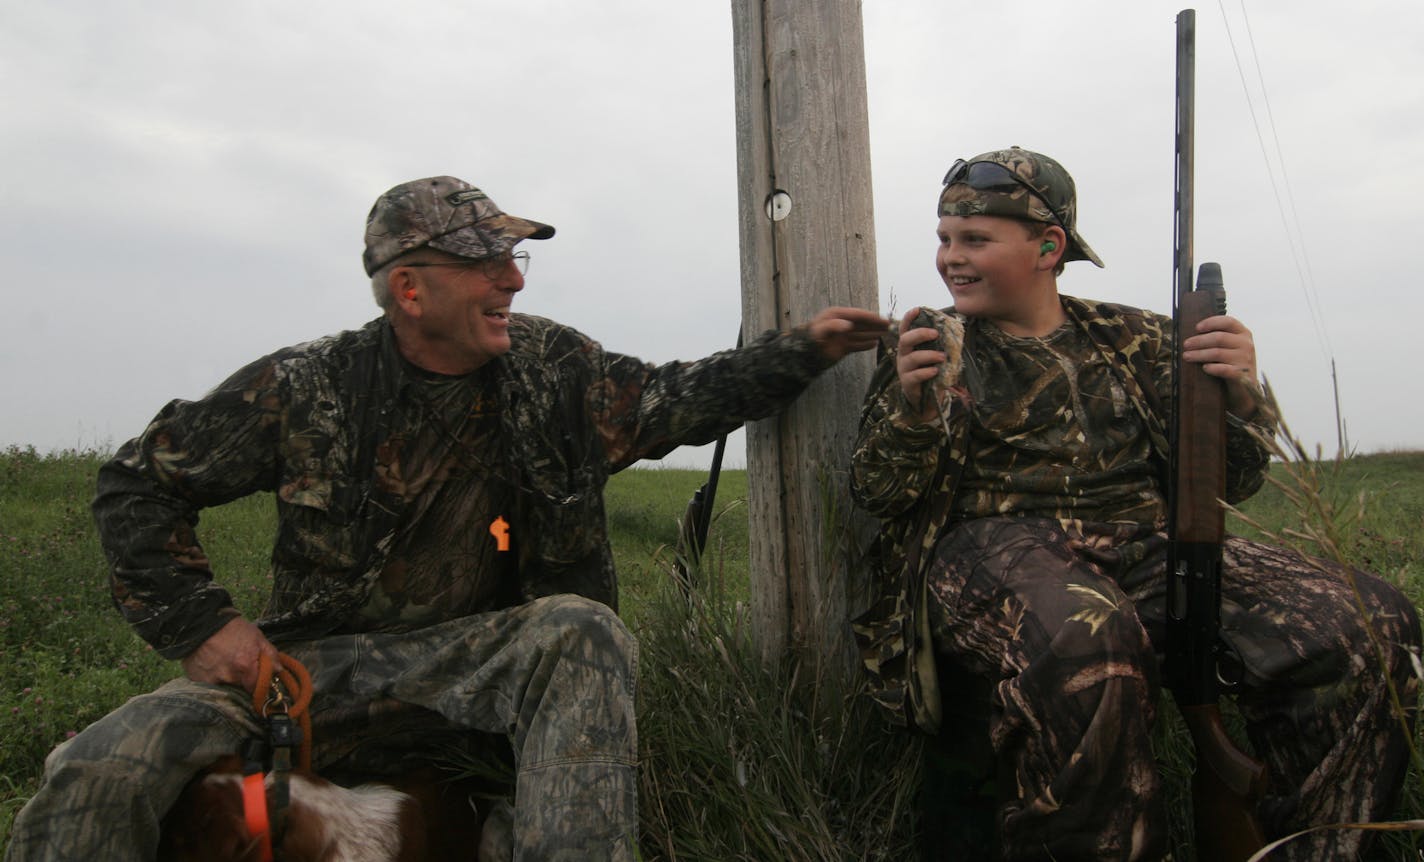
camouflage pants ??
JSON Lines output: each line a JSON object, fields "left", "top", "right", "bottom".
{"left": 924, "top": 517, "right": 1420, "bottom": 862}
{"left": 4, "top": 593, "right": 638, "bottom": 862}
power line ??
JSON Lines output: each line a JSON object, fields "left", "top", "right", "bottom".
{"left": 1215, "top": 0, "right": 1334, "bottom": 362}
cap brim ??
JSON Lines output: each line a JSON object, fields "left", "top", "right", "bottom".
{"left": 428, "top": 213, "right": 555, "bottom": 261}
{"left": 1065, "top": 229, "right": 1104, "bottom": 268}
{"left": 510, "top": 214, "right": 556, "bottom": 241}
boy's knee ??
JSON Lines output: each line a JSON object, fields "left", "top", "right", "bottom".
{"left": 1338, "top": 573, "right": 1422, "bottom": 665}
{"left": 1381, "top": 581, "right": 1422, "bottom": 645}
{"left": 1046, "top": 593, "right": 1153, "bottom": 667}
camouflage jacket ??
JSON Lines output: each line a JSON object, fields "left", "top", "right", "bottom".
{"left": 95, "top": 314, "right": 832, "bottom": 659}
{"left": 848, "top": 295, "right": 1275, "bottom": 732}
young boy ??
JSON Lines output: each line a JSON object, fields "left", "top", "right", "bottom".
{"left": 849, "top": 146, "right": 1419, "bottom": 860}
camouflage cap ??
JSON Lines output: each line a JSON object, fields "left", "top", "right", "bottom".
{"left": 937, "top": 146, "right": 1104, "bottom": 268}
{"left": 363, "top": 176, "right": 555, "bottom": 276}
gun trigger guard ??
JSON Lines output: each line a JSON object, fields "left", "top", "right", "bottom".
{"left": 1213, "top": 640, "right": 1248, "bottom": 692}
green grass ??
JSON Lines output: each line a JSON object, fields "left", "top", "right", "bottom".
{"left": 602, "top": 467, "right": 751, "bottom": 625}
{"left": 636, "top": 579, "right": 921, "bottom": 861}
{"left": 1227, "top": 448, "right": 1424, "bottom": 602}
{"left": 1, "top": 444, "right": 1421, "bottom": 858}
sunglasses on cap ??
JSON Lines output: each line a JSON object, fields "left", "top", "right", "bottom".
{"left": 942, "top": 159, "right": 1068, "bottom": 231}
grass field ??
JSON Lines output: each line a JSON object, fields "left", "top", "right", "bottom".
{"left": 1, "top": 444, "right": 1421, "bottom": 858}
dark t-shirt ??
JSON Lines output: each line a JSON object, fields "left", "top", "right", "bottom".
{"left": 353, "top": 365, "right": 516, "bottom": 630}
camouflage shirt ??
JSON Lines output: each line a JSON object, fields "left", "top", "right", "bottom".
{"left": 95, "top": 314, "right": 833, "bottom": 659}
{"left": 948, "top": 319, "right": 1166, "bottom": 524}
{"left": 848, "top": 295, "right": 1276, "bottom": 730}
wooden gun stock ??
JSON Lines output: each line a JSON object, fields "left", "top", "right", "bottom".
{"left": 1180, "top": 704, "right": 1269, "bottom": 858}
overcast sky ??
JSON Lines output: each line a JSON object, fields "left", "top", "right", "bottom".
{"left": 3, "top": 0, "right": 1420, "bottom": 469}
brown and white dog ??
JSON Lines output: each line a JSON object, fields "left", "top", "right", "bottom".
{"left": 157, "top": 755, "right": 495, "bottom": 862}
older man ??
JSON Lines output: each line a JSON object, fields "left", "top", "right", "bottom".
{"left": 6, "top": 176, "right": 889, "bottom": 861}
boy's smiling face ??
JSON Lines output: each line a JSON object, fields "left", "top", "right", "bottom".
{"left": 936, "top": 214, "right": 1064, "bottom": 334}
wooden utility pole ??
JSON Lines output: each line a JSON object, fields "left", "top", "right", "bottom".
{"left": 730, "top": 0, "right": 879, "bottom": 674}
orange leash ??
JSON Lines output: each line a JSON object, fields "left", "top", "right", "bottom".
{"left": 243, "top": 652, "right": 315, "bottom": 861}
{"left": 251, "top": 651, "right": 313, "bottom": 772}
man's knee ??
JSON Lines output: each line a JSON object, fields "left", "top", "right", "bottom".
{"left": 9, "top": 681, "right": 258, "bottom": 859}
{"left": 525, "top": 594, "right": 637, "bottom": 669}
{"left": 47, "top": 680, "right": 257, "bottom": 782}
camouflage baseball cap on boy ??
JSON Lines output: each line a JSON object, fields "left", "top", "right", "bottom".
{"left": 938, "top": 146, "right": 1104, "bottom": 267}
{"left": 363, "top": 176, "right": 556, "bottom": 276}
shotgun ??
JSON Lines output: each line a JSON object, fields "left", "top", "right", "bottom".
{"left": 675, "top": 329, "right": 743, "bottom": 593}
{"left": 1164, "top": 10, "right": 1269, "bottom": 860}
{"left": 674, "top": 426, "right": 727, "bottom": 593}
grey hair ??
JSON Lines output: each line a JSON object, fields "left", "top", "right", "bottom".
{"left": 370, "top": 261, "right": 397, "bottom": 311}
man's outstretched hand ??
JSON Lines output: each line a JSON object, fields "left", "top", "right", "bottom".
{"left": 806, "top": 306, "right": 894, "bottom": 362}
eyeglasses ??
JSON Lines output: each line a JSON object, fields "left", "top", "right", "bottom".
{"left": 400, "top": 250, "right": 530, "bottom": 278}
{"left": 942, "top": 159, "right": 1067, "bottom": 231}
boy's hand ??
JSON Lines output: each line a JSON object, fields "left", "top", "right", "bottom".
{"left": 895, "top": 307, "right": 962, "bottom": 423}
{"left": 1182, "top": 314, "right": 1260, "bottom": 419}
